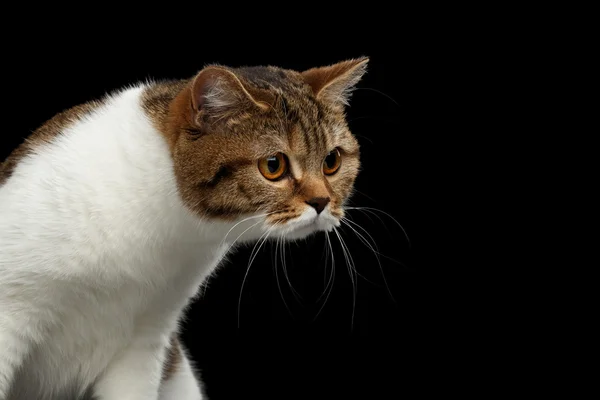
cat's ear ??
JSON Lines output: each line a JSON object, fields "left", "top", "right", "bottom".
{"left": 190, "top": 66, "right": 274, "bottom": 123}
{"left": 301, "top": 57, "right": 369, "bottom": 107}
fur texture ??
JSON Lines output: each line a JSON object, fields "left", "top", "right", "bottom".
{"left": 0, "top": 58, "right": 368, "bottom": 399}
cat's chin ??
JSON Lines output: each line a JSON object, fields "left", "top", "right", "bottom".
{"left": 281, "top": 224, "right": 329, "bottom": 241}
{"left": 272, "top": 211, "right": 340, "bottom": 241}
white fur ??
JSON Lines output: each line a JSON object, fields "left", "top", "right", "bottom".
{"left": 0, "top": 85, "right": 336, "bottom": 400}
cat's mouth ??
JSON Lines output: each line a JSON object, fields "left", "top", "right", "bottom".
{"left": 267, "top": 208, "right": 340, "bottom": 240}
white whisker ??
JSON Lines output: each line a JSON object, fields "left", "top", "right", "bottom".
{"left": 221, "top": 212, "right": 274, "bottom": 246}
{"left": 353, "top": 188, "right": 377, "bottom": 203}
{"left": 355, "top": 87, "right": 401, "bottom": 109}
{"left": 342, "top": 217, "right": 396, "bottom": 303}
{"left": 321, "top": 232, "right": 330, "bottom": 287}
{"left": 345, "top": 206, "right": 411, "bottom": 246}
{"left": 333, "top": 227, "right": 357, "bottom": 331}
{"left": 314, "top": 232, "right": 336, "bottom": 321}
{"left": 226, "top": 219, "right": 264, "bottom": 251}
{"left": 237, "top": 227, "right": 274, "bottom": 328}
{"left": 335, "top": 223, "right": 375, "bottom": 284}
{"left": 273, "top": 234, "right": 293, "bottom": 317}
{"left": 281, "top": 238, "right": 302, "bottom": 303}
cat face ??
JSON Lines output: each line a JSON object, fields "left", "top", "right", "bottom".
{"left": 165, "top": 58, "right": 368, "bottom": 240}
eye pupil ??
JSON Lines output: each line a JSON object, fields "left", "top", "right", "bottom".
{"left": 325, "top": 153, "right": 336, "bottom": 168}
{"left": 267, "top": 157, "right": 280, "bottom": 173}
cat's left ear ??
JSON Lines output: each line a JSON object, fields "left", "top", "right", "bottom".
{"left": 190, "top": 66, "right": 275, "bottom": 125}
{"left": 301, "top": 57, "right": 369, "bottom": 107}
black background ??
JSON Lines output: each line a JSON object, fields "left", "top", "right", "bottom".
{"left": 1, "top": 21, "right": 488, "bottom": 398}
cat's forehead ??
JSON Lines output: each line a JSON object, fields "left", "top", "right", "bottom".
{"left": 242, "top": 109, "right": 356, "bottom": 159}
{"left": 234, "top": 66, "right": 326, "bottom": 115}
{"left": 222, "top": 65, "right": 359, "bottom": 157}
{"left": 234, "top": 66, "right": 306, "bottom": 91}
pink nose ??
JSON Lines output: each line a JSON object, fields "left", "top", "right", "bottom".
{"left": 306, "top": 197, "right": 330, "bottom": 214}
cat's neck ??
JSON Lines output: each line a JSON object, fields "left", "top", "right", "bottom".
{"left": 98, "top": 84, "right": 230, "bottom": 247}
{"left": 4, "top": 85, "right": 229, "bottom": 279}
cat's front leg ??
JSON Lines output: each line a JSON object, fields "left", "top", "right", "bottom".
{"left": 158, "top": 338, "right": 204, "bottom": 400}
{"left": 0, "top": 325, "right": 30, "bottom": 399}
{"left": 94, "top": 335, "right": 168, "bottom": 400}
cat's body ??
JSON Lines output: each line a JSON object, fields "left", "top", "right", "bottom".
{"left": 1, "top": 86, "right": 219, "bottom": 400}
{"left": 0, "top": 59, "right": 368, "bottom": 399}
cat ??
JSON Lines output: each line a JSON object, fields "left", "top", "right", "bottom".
{"left": 0, "top": 57, "right": 368, "bottom": 400}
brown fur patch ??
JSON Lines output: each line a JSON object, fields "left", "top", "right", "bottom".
{"left": 141, "top": 79, "right": 191, "bottom": 150}
{"left": 162, "top": 334, "right": 183, "bottom": 382}
{"left": 0, "top": 100, "right": 104, "bottom": 186}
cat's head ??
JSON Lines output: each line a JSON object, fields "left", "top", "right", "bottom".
{"left": 165, "top": 58, "right": 368, "bottom": 241}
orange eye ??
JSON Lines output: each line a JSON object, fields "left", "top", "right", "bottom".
{"left": 323, "top": 148, "right": 342, "bottom": 175}
{"left": 258, "top": 153, "right": 288, "bottom": 180}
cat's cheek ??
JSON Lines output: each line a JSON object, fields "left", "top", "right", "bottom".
{"left": 331, "top": 173, "right": 358, "bottom": 199}
{"left": 330, "top": 208, "right": 345, "bottom": 221}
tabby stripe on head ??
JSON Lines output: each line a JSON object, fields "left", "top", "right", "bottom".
{"left": 313, "top": 100, "right": 329, "bottom": 151}
{"left": 317, "top": 120, "right": 328, "bottom": 152}
{"left": 197, "top": 159, "right": 253, "bottom": 188}
{"left": 198, "top": 166, "right": 232, "bottom": 188}
{"left": 297, "top": 114, "right": 315, "bottom": 155}
{"left": 279, "top": 95, "right": 289, "bottom": 118}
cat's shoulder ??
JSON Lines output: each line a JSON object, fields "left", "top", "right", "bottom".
{"left": 1, "top": 98, "right": 107, "bottom": 186}
{"left": 0, "top": 79, "right": 187, "bottom": 186}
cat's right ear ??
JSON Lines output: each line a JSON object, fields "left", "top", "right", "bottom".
{"left": 301, "top": 57, "right": 369, "bottom": 109}
{"left": 190, "top": 66, "right": 273, "bottom": 125}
